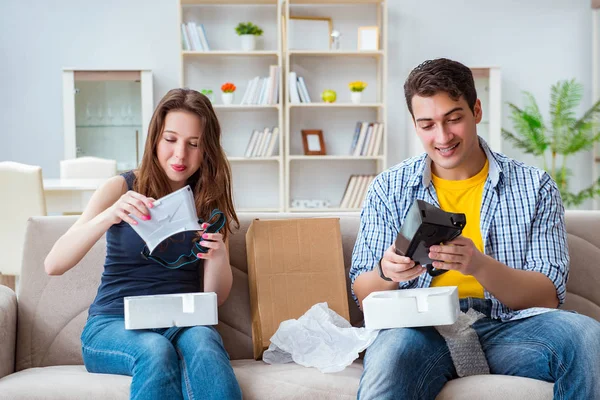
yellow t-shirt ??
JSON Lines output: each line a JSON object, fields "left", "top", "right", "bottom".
{"left": 429, "top": 160, "right": 489, "bottom": 299}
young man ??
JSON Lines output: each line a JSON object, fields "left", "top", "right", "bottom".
{"left": 350, "top": 58, "right": 600, "bottom": 400}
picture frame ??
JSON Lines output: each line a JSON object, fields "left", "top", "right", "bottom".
{"left": 288, "top": 17, "right": 332, "bottom": 51}
{"left": 357, "top": 26, "right": 379, "bottom": 51}
{"left": 301, "top": 129, "right": 327, "bottom": 155}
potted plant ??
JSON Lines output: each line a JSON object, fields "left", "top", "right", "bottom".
{"left": 502, "top": 79, "right": 600, "bottom": 207}
{"left": 348, "top": 81, "right": 367, "bottom": 104}
{"left": 200, "top": 88, "right": 214, "bottom": 102}
{"left": 221, "top": 82, "right": 236, "bottom": 105}
{"left": 235, "top": 22, "right": 263, "bottom": 51}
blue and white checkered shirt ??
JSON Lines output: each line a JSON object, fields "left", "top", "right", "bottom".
{"left": 350, "top": 138, "right": 570, "bottom": 321}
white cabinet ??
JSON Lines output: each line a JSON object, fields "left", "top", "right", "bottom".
{"left": 62, "top": 69, "right": 154, "bottom": 172}
{"left": 472, "top": 67, "right": 502, "bottom": 152}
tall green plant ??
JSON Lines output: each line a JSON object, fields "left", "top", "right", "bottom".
{"left": 502, "top": 79, "right": 600, "bottom": 206}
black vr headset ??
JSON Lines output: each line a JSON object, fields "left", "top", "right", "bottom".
{"left": 394, "top": 200, "right": 466, "bottom": 277}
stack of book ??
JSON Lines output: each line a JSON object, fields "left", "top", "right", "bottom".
{"left": 181, "top": 22, "right": 210, "bottom": 51}
{"left": 339, "top": 174, "right": 376, "bottom": 209}
{"left": 244, "top": 127, "right": 280, "bottom": 157}
{"left": 288, "top": 72, "right": 311, "bottom": 104}
{"left": 240, "top": 66, "right": 280, "bottom": 105}
{"left": 349, "top": 122, "right": 384, "bottom": 156}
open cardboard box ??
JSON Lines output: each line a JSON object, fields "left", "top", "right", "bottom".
{"left": 363, "top": 286, "right": 459, "bottom": 329}
{"left": 246, "top": 217, "right": 350, "bottom": 359}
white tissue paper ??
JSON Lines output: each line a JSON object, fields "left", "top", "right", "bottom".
{"left": 262, "top": 302, "right": 380, "bottom": 373}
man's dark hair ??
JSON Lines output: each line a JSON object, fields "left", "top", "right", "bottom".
{"left": 404, "top": 58, "right": 477, "bottom": 118}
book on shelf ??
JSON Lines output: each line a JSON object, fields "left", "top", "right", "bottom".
{"left": 243, "top": 127, "right": 279, "bottom": 158}
{"left": 288, "top": 72, "right": 312, "bottom": 104}
{"left": 181, "top": 22, "right": 210, "bottom": 51}
{"left": 240, "top": 66, "right": 280, "bottom": 105}
{"left": 349, "top": 121, "right": 384, "bottom": 156}
{"left": 339, "top": 174, "right": 376, "bottom": 209}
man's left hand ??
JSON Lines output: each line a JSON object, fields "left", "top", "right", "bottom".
{"left": 428, "top": 236, "right": 484, "bottom": 276}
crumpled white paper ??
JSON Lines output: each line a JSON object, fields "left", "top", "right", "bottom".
{"left": 262, "top": 302, "right": 380, "bottom": 373}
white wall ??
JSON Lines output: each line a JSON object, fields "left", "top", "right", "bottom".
{"left": 0, "top": 0, "right": 595, "bottom": 201}
{"left": 0, "top": 0, "right": 180, "bottom": 177}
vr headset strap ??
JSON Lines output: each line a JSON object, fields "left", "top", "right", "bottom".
{"left": 141, "top": 209, "right": 226, "bottom": 269}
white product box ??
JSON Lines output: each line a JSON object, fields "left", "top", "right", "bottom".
{"left": 124, "top": 292, "right": 218, "bottom": 330}
{"left": 363, "top": 287, "right": 459, "bottom": 329}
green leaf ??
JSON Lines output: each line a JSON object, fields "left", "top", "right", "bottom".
{"left": 504, "top": 102, "right": 547, "bottom": 155}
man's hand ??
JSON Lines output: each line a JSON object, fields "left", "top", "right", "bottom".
{"left": 381, "top": 244, "right": 427, "bottom": 282}
{"left": 428, "top": 236, "right": 484, "bottom": 276}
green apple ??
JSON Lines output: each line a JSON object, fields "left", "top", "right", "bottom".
{"left": 321, "top": 89, "right": 337, "bottom": 103}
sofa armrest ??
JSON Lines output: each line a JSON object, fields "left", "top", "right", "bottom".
{"left": 0, "top": 285, "right": 17, "bottom": 379}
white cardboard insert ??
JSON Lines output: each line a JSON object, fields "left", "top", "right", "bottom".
{"left": 124, "top": 292, "right": 218, "bottom": 330}
{"left": 363, "top": 286, "right": 459, "bottom": 329}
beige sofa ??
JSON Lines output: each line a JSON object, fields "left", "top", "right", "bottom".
{"left": 0, "top": 211, "right": 599, "bottom": 399}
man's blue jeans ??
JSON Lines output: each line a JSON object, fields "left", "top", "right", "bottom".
{"left": 358, "top": 298, "right": 600, "bottom": 400}
{"left": 81, "top": 315, "right": 242, "bottom": 400}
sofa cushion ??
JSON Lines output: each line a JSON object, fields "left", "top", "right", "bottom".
{"left": 0, "top": 362, "right": 553, "bottom": 400}
{"left": 0, "top": 365, "right": 130, "bottom": 400}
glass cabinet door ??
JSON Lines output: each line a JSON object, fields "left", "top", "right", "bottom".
{"left": 63, "top": 70, "right": 153, "bottom": 173}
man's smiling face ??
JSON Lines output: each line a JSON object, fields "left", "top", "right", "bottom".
{"left": 411, "top": 92, "right": 483, "bottom": 180}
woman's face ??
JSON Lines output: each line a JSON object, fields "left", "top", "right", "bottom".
{"left": 156, "top": 110, "right": 203, "bottom": 191}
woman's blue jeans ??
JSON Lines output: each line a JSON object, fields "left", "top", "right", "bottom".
{"left": 358, "top": 298, "right": 600, "bottom": 400}
{"left": 81, "top": 315, "right": 242, "bottom": 400}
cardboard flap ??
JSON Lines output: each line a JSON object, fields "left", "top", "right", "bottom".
{"left": 246, "top": 217, "right": 350, "bottom": 359}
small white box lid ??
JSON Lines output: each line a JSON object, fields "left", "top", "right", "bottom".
{"left": 363, "top": 286, "right": 459, "bottom": 329}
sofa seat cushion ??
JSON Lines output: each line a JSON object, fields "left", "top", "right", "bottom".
{"left": 232, "top": 360, "right": 553, "bottom": 400}
{"left": 0, "top": 362, "right": 553, "bottom": 400}
{"left": 231, "top": 359, "right": 363, "bottom": 399}
{"left": 0, "top": 365, "right": 130, "bottom": 400}
{"left": 437, "top": 374, "right": 553, "bottom": 400}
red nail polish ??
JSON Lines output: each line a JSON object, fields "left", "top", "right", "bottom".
{"left": 202, "top": 233, "right": 208, "bottom": 238}
{"left": 196, "top": 253, "right": 202, "bottom": 258}
{"left": 148, "top": 203, "right": 154, "bottom": 208}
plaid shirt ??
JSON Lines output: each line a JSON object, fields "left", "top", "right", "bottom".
{"left": 350, "top": 138, "right": 570, "bottom": 321}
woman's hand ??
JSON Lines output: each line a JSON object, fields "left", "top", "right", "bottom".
{"left": 196, "top": 223, "right": 227, "bottom": 261}
{"left": 104, "top": 190, "right": 155, "bottom": 226}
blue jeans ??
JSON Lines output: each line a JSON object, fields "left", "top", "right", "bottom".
{"left": 81, "top": 315, "right": 242, "bottom": 400}
{"left": 358, "top": 298, "right": 600, "bottom": 400}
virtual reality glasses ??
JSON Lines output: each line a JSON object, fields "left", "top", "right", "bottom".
{"left": 394, "top": 199, "right": 466, "bottom": 277}
{"left": 129, "top": 185, "right": 226, "bottom": 269}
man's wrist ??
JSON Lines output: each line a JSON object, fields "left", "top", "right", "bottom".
{"left": 377, "top": 258, "right": 393, "bottom": 281}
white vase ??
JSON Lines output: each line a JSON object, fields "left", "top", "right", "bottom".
{"left": 221, "top": 92, "right": 234, "bottom": 105}
{"left": 241, "top": 35, "right": 256, "bottom": 51}
{"left": 351, "top": 92, "right": 362, "bottom": 104}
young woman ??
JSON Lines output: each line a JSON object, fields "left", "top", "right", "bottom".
{"left": 44, "top": 88, "right": 242, "bottom": 400}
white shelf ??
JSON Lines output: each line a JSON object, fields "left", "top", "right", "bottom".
{"left": 228, "top": 156, "right": 281, "bottom": 162}
{"left": 288, "top": 155, "right": 383, "bottom": 161}
{"left": 284, "top": 0, "right": 387, "bottom": 212}
{"left": 289, "top": 208, "right": 361, "bottom": 212}
{"left": 182, "top": 51, "right": 279, "bottom": 57}
{"left": 290, "top": 0, "right": 384, "bottom": 4}
{"left": 182, "top": 0, "right": 277, "bottom": 4}
{"left": 289, "top": 50, "right": 384, "bottom": 58}
{"left": 213, "top": 104, "right": 280, "bottom": 110}
{"left": 238, "top": 207, "right": 281, "bottom": 212}
{"left": 287, "top": 103, "right": 384, "bottom": 108}
{"left": 180, "top": 0, "right": 285, "bottom": 211}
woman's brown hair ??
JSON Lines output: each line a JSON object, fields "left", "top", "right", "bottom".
{"left": 134, "top": 88, "right": 239, "bottom": 239}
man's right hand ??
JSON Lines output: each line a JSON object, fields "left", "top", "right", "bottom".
{"left": 380, "top": 244, "right": 427, "bottom": 282}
